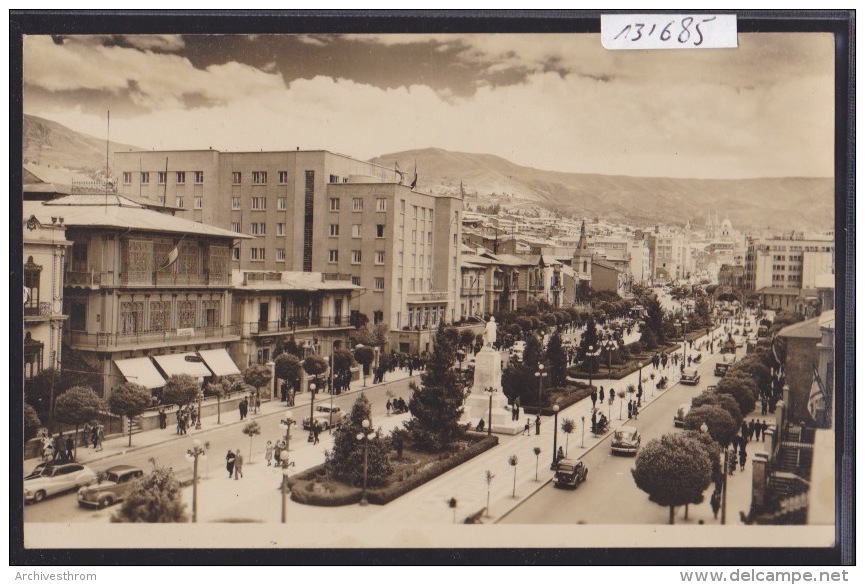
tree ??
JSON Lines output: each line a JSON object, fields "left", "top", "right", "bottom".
{"left": 508, "top": 454, "right": 519, "bottom": 497}
{"left": 546, "top": 331, "right": 568, "bottom": 389}
{"left": 631, "top": 433, "right": 713, "bottom": 524}
{"left": 371, "top": 322, "right": 390, "bottom": 350}
{"left": 533, "top": 446, "right": 542, "bottom": 481}
{"left": 111, "top": 460, "right": 188, "bottom": 523}
{"left": 353, "top": 346, "right": 375, "bottom": 382}
{"left": 162, "top": 374, "right": 200, "bottom": 409}
{"left": 205, "top": 378, "right": 230, "bottom": 424}
{"left": 403, "top": 322, "right": 466, "bottom": 451}
{"left": 326, "top": 393, "right": 393, "bottom": 487}
{"left": 274, "top": 353, "right": 303, "bottom": 388}
{"left": 242, "top": 363, "right": 272, "bottom": 392}
{"left": 577, "top": 318, "right": 600, "bottom": 368}
{"left": 643, "top": 296, "right": 667, "bottom": 345}
{"left": 560, "top": 418, "right": 576, "bottom": 456}
{"left": 691, "top": 391, "right": 742, "bottom": 425}
{"left": 332, "top": 348, "right": 356, "bottom": 378}
{"left": 24, "top": 403, "right": 42, "bottom": 442}
{"left": 242, "top": 421, "right": 261, "bottom": 461}
{"left": 522, "top": 334, "right": 543, "bottom": 373}
{"left": 770, "top": 311, "right": 805, "bottom": 335}
{"left": 459, "top": 329, "right": 476, "bottom": 349}
{"left": 108, "top": 382, "right": 152, "bottom": 447}
{"left": 716, "top": 373, "right": 758, "bottom": 416}
{"left": 683, "top": 405, "right": 738, "bottom": 449}
{"left": 54, "top": 386, "right": 104, "bottom": 458}
{"left": 24, "top": 367, "right": 61, "bottom": 416}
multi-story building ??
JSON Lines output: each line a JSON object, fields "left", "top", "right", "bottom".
{"left": 644, "top": 227, "right": 691, "bottom": 283}
{"left": 459, "top": 258, "right": 487, "bottom": 320}
{"left": 114, "top": 150, "right": 463, "bottom": 353}
{"left": 24, "top": 193, "right": 250, "bottom": 400}
{"left": 230, "top": 270, "right": 359, "bottom": 385}
{"left": 22, "top": 213, "right": 71, "bottom": 390}
{"left": 744, "top": 233, "right": 835, "bottom": 311}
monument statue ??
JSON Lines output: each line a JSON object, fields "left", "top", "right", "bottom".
{"left": 483, "top": 316, "right": 497, "bottom": 347}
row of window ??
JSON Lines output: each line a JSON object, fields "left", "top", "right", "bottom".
{"left": 329, "top": 197, "right": 388, "bottom": 212}
{"left": 123, "top": 171, "right": 204, "bottom": 185}
{"left": 249, "top": 248, "right": 287, "bottom": 262}
{"left": 232, "top": 171, "right": 291, "bottom": 185}
{"left": 327, "top": 250, "right": 386, "bottom": 265}
{"left": 231, "top": 197, "right": 287, "bottom": 210}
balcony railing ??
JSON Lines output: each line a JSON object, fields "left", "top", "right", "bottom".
{"left": 247, "top": 316, "right": 348, "bottom": 335}
{"left": 406, "top": 291, "right": 449, "bottom": 302}
{"left": 65, "top": 270, "right": 230, "bottom": 288}
{"left": 65, "top": 270, "right": 114, "bottom": 287}
{"left": 24, "top": 302, "right": 53, "bottom": 318}
{"left": 65, "top": 325, "right": 240, "bottom": 349}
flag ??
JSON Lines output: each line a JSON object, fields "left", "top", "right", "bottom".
{"left": 807, "top": 364, "right": 826, "bottom": 421}
{"left": 410, "top": 161, "right": 418, "bottom": 190}
{"left": 394, "top": 162, "right": 404, "bottom": 184}
{"left": 163, "top": 244, "right": 179, "bottom": 271}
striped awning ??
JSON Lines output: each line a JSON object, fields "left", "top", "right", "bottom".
{"left": 114, "top": 357, "right": 166, "bottom": 389}
{"left": 153, "top": 353, "right": 211, "bottom": 379}
{"left": 197, "top": 348, "right": 241, "bottom": 377}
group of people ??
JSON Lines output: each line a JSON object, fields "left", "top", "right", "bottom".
{"left": 238, "top": 393, "right": 261, "bottom": 420}
{"left": 38, "top": 424, "right": 104, "bottom": 463}
{"left": 264, "top": 438, "right": 289, "bottom": 467}
{"left": 522, "top": 415, "right": 541, "bottom": 436}
{"left": 386, "top": 397, "right": 408, "bottom": 414}
{"left": 225, "top": 448, "right": 244, "bottom": 479}
{"left": 174, "top": 406, "right": 196, "bottom": 435}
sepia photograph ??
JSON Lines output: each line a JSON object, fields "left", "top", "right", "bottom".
{"left": 11, "top": 11, "right": 851, "bottom": 565}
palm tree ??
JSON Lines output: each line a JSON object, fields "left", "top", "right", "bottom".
{"left": 560, "top": 418, "right": 576, "bottom": 456}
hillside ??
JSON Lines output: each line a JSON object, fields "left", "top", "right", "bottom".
{"left": 375, "top": 148, "right": 834, "bottom": 232}
{"left": 23, "top": 114, "right": 141, "bottom": 180}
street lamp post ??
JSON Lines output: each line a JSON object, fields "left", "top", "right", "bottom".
{"left": 196, "top": 387, "right": 203, "bottom": 430}
{"left": 279, "top": 451, "right": 295, "bottom": 524}
{"left": 681, "top": 318, "right": 689, "bottom": 365}
{"left": 307, "top": 382, "right": 316, "bottom": 442}
{"left": 534, "top": 364, "right": 548, "bottom": 405}
{"left": 550, "top": 404, "right": 560, "bottom": 469}
{"left": 580, "top": 415, "right": 585, "bottom": 448}
{"left": 185, "top": 439, "right": 207, "bottom": 523}
{"left": 356, "top": 344, "right": 366, "bottom": 387}
{"left": 604, "top": 341, "right": 616, "bottom": 377}
{"left": 356, "top": 419, "right": 376, "bottom": 506}
{"left": 637, "top": 362, "right": 644, "bottom": 407}
{"left": 484, "top": 386, "right": 496, "bottom": 437}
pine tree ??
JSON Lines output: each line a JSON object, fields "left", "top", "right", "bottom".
{"left": 577, "top": 318, "right": 600, "bottom": 371}
{"left": 546, "top": 331, "right": 567, "bottom": 389}
{"left": 326, "top": 393, "right": 392, "bottom": 487}
{"left": 403, "top": 323, "right": 466, "bottom": 451}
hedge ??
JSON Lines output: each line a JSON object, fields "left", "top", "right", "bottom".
{"left": 288, "top": 435, "right": 500, "bottom": 506}
{"left": 522, "top": 384, "right": 595, "bottom": 416}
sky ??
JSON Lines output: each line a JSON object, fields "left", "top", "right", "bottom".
{"left": 22, "top": 31, "right": 835, "bottom": 179}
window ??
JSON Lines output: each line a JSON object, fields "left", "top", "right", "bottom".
{"left": 410, "top": 278, "right": 415, "bottom": 292}
{"left": 231, "top": 222, "right": 241, "bottom": 233}
{"left": 277, "top": 223, "right": 286, "bottom": 236}
{"left": 329, "top": 224, "right": 339, "bottom": 237}
{"left": 232, "top": 172, "right": 242, "bottom": 184}
{"left": 421, "top": 208, "right": 426, "bottom": 220}
{"left": 412, "top": 205, "right": 418, "bottom": 218}
{"left": 412, "top": 230, "right": 417, "bottom": 243}
{"left": 374, "top": 277, "right": 384, "bottom": 291}
{"left": 351, "top": 250, "right": 362, "bottom": 264}
{"left": 250, "top": 222, "right": 266, "bottom": 235}
{"left": 427, "top": 232, "right": 432, "bottom": 244}
{"left": 158, "top": 172, "right": 166, "bottom": 185}
{"left": 400, "top": 200, "right": 405, "bottom": 213}
{"left": 194, "top": 171, "right": 204, "bottom": 184}
{"left": 253, "top": 171, "right": 268, "bottom": 184}
{"left": 351, "top": 276, "right": 361, "bottom": 286}
{"left": 329, "top": 250, "right": 339, "bottom": 263}
{"left": 276, "top": 249, "right": 286, "bottom": 262}
{"left": 140, "top": 172, "right": 150, "bottom": 184}
{"left": 278, "top": 171, "right": 288, "bottom": 184}
{"left": 329, "top": 198, "right": 340, "bottom": 211}
{"left": 419, "top": 255, "right": 424, "bottom": 268}
{"left": 376, "top": 198, "right": 386, "bottom": 212}
{"left": 376, "top": 224, "right": 385, "bottom": 238}
{"left": 399, "top": 252, "right": 403, "bottom": 266}
{"left": 232, "top": 248, "right": 240, "bottom": 260}
{"left": 250, "top": 248, "right": 265, "bottom": 261}
{"left": 352, "top": 225, "right": 362, "bottom": 238}
{"left": 353, "top": 198, "right": 364, "bottom": 211}
{"left": 232, "top": 197, "right": 241, "bottom": 210}
{"left": 122, "top": 172, "right": 132, "bottom": 184}
{"left": 277, "top": 197, "right": 286, "bottom": 210}
{"left": 176, "top": 171, "right": 186, "bottom": 184}
{"left": 330, "top": 174, "right": 340, "bottom": 183}
{"left": 251, "top": 197, "right": 266, "bottom": 210}
{"left": 375, "top": 251, "right": 385, "bottom": 265}
{"left": 175, "top": 196, "right": 184, "bottom": 208}
{"left": 397, "top": 278, "right": 403, "bottom": 292}
{"left": 194, "top": 196, "right": 203, "bottom": 209}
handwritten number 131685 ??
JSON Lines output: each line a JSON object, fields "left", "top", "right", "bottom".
{"left": 614, "top": 16, "right": 717, "bottom": 47}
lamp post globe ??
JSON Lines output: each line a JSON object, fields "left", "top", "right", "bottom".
{"left": 357, "top": 419, "right": 374, "bottom": 506}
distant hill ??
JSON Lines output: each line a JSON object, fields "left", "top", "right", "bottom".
{"left": 375, "top": 148, "right": 834, "bottom": 232}
{"left": 23, "top": 114, "right": 141, "bottom": 180}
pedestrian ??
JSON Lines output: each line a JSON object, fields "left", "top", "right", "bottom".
{"left": 313, "top": 421, "right": 320, "bottom": 445}
{"left": 632, "top": 403, "right": 638, "bottom": 420}
{"left": 761, "top": 420, "right": 768, "bottom": 441}
{"left": 226, "top": 449, "right": 236, "bottom": 478}
{"left": 234, "top": 449, "right": 244, "bottom": 479}
{"left": 598, "top": 387, "right": 605, "bottom": 403}
{"left": 91, "top": 425, "right": 99, "bottom": 450}
{"left": 627, "top": 400, "right": 633, "bottom": 419}
{"left": 65, "top": 435, "right": 75, "bottom": 461}
{"left": 265, "top": 440, "right": 274, "bottom": 466}
{"left": 53, "top": 433, "right": 63, "bottom": 462}
{"left": 42, "top": 439, "right": 55, "bottom": 463}
{"left": 273, "top": 443, "right": 282, "bottom": 467}
{"left": 523, "top": 418, "right": 530, "bottom": 436}
{"left": 739, "top": 449, "right": 747, "bottom": 471}
{"left": 557, "top": 446, "right": 565, "bottom": 462}
{"left": 591, "top": 390, "right": 597, "bottom": 407}
{"left": 748, "top": 419, "right": 756, "bottom": 441}
{"left": 239, "top": 397, "right": 248, "bottom": 420}
{"left": 512, "top": 403, "right": 520, "bottom": 421}
{"left": 95, "top": 425, "right": 104, "bottom": 451}
{"left": 710, "top": 490, "right": 721, "bottom": 520}
{"left": 728, "top": 448, "right": 737, "bottom": 475}
{"left": 281, "top": 381, "right": 288, "bottom": 403}
{"left": 754, "top": 422, "right": 762, "bottom": 442}
{"left": 534, "top": 415, "right": 541, "bottom": 435}
{"left": 386, "top": 399, "right": 392, "bottom": 414}
{"left": 158, "top": 407, "right": 167, "bottom": 430}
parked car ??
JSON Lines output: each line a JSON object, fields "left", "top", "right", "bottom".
{"left": 611, "top": 426, "right": 641, "bottom": 456}
{"left": 77, "top": 465, "right": 145, "bottom": 509}
{"left": 302, "top": 405, "right": 347, "bottom": 430}
{"left": 674, "top": 403, "right": 691, "bottom": 427}
{"left": 24, "top": 462, "right": 50, "bottom": 480}
{"left": 714, "top": 354, "right": 736, "bottom": 376}
{"left": 680, "top": 367, "right": 701, "bottom": 385}
{"left": 24, "top": 463, "right": 97, "bottom": 504}
{"left": 510, "top": 341, "right": 526, "bottom": 362}
{"left": 553, "top": 458, "right": 588, "bottom": 489}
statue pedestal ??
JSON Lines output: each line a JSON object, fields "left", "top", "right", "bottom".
{"left": 460, "top": 346, "right": 523, "bottom": 435}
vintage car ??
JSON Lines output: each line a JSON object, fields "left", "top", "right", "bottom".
{"left": 714, "top": 354, "right": 737, "bottom": 376}
{"left": 673, "top": 403, "right": 691, "bottom": 427}
{"left": 611, "top": 426, "right": 642, "bottom": 456}
{"left": 553, "top": 458, "right": 588, "bottom": 489}
{"left": 77, "top": 465, "right": 145, "bottom": 509}
{"left": 680, "top": 367, "right": 701, "bottom": 385}
{"left": 302, "top": 405, "right": 347, "bottom": 430}
{"left": 24, "top": 463, "right": 97, "bottom": 504}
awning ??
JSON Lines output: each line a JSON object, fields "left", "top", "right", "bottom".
{"left": 114, "top": 357, "right": 166, "bottom": 389}
{"left": 197, "top": 348, "right": 241, "bottom": 377}
{"left": 153, "top": 353, "right": 212, "bottom": 379}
